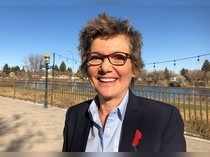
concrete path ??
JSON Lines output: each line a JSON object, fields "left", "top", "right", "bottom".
{"left": 0, "top": 96, "right": 210, "bottom": 152}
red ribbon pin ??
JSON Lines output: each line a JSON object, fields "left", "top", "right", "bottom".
{"left": 132, "top": 129, "right": 143, "bottom": 148}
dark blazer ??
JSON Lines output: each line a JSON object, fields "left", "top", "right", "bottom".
{"left": 62, "top": 91, "right": 186, "bottom": 152}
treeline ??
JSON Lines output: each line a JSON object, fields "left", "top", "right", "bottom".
{"left": 2, "top": 64, "right": 23, "bottom": 74}
{"left": 2, "top": 61, "right": 73, "bottom": 75}
{"left": 179, "top": 59, "right": 210, "bottom": 86}
{"left": 0, "top": 54, "right": 74, "bottom": 80}
{"left": 139, "top": 59, "right": 210, "bottom": 87}
{"left": 1, "top": 53, "right": 210, "bottom": 87}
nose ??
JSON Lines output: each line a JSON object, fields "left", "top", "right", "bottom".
{"left": 99, "top": 57, "right": 113, "bottom": 73}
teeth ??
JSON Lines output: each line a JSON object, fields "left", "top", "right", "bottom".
{"left": 98, "top": 78, "right": 117, "bottom": 82}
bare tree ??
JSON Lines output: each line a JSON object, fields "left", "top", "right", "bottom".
{"left": 24, "top": 54, "right": 44, "bottom": 72}
{"left": 187, "top": 70, "right": 205, "bottom": 86}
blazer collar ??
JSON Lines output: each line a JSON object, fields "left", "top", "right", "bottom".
{"left": 119, "top": 90, "right": 145, "bottom": 152}
{"left": 71, "top": 101, "right": 92, "bottom": 151}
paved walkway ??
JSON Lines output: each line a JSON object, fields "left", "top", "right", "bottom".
{"left": 0, "top": 96, "right": 210, "bottom": 152}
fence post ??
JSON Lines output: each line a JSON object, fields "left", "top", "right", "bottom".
{"left": 50, "top": 81, "right": 54, "bottom": 106}
{"left": 34, "top": 81, "right": 37, "bottom": 103}
{"left": 61, "top": 86, "right": 64, "bottom": 105}
{"left": 194, "top": 94, "right": 197, "bottom": 121}
{"left": 200, "top": 95, "right": 203, "bottom": 121}
{"left": 13, "top": 79, "right": 16, "bottom": 99}
{"left": 205, "top": 96, "right": 209, "bottom": 124}
{"left": 183, "top": 94, "right": 186, "bottom": 122}
{"left": 177, "top": 93, "right": 180, "bottom": 111}
{"left": 188, "top": 94, "right": 191, "bottom": 121}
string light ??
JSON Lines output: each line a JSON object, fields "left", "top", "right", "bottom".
{"left": 52, "top": 52, "right": 80, "bottom": 72}
{"left": 197, "top": 56, "right": 200, "bottom": 62}
{"left": 145, "top": 52, "right": 210, "bottom": 67}
{"left": 52, "top": 51, "right": 210, "bottom": 71}
{"left": 173, "top": 60, "right": 176, "bottom": 66}
{"left": 53, "top": 52, "right": 79, "bottom": 64}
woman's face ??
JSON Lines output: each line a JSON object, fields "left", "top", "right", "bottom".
{"left": 87, "top": 35, "right": 135, "bottom": 100}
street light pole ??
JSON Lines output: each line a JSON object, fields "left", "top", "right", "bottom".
{"left": 50, "top": 52, "right": 55, "bottom": 105}
{"left": 44, "top": 54, "right": 50, "bottom": 108}
{"left": 44, "top": 62, "right": 49, "bottom": 108}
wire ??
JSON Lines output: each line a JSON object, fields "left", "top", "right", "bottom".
{"left": 145, "top": 53, "right": 210, "bottom": 66}
{"left": 52, "top": 51, "right": 210, "bottom": 70}
{"left": 53, "top": 52, "right": 79, "bottom": 64}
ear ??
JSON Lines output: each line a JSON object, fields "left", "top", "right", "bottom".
{"left": 131, "top": 72, "right": 136, "bottom": 78}
{"left": 131, "top": 66, "right": 139, "bottom": 78}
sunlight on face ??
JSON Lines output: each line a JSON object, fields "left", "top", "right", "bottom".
{"left": 87, "top": 35, "right": 135, "bottom": 100}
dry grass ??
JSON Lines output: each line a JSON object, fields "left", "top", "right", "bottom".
{"left": 0, "top": 87, "right": 93, "bottom": 108}
{"left": 186, "top": 119, "right": 210, "bottom": 140}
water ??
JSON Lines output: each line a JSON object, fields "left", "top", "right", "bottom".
{"left": 133, "top": 85, "right": 210, "bottom": 96}
{"left": 15, "top": 80, "right": 210, "bottom": 96}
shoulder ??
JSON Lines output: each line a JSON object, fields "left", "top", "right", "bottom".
{"left": 131, "top": 93, "right": 181, "bottom": 121}
{"left": 65, "top": 99, "right": 92, "bottom": 121}
{"left": 130, "top": 94, "right": 184, "bottom": 135}
{"left": 136, "top": 95, "right": 178, "bottom": 111}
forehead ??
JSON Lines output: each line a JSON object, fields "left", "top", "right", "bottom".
{"left": 90, "top": 35, "right": 130, "bottom": 54}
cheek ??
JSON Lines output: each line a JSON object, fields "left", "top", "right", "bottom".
{"left": 87, "top": 67, "right": 97, "bottom": 79}
{"left": 120, "top": 64, "right": 135, "bottom": 78}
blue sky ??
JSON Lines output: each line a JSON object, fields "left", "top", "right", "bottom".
{"left": 0, "top": 0, "right": 210, "bottom": 73}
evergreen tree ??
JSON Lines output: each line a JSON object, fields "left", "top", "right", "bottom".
{"left": 67, "top": 67, "right": 73, "bottom": 75}
{"left": 180, "top": 68, "right": 188, "bottom": 77}
{"left": 164, "top": 67, "right": 170, "bottom": 80}
{"left": 180, "top": 68, "right": 191, "bottom": 82}
{"left": 201, "top": 59, "right": 210, "bottom": 85}
{"left": 3, "top": 64, "right": 10, "bottom": 74}
{"left": 201, "top": 60, "right": 210, "bottom": 72}
{"left": 59, "top": 61, "right": 66, "bottom": 72}
{"left": 11, "top": 66, "right": 20, "bottom": 73}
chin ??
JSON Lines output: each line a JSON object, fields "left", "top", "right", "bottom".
{"left": 91, "top": 81, "right": 129, "bottom": 99}
{"left": 96, "top": 87, "right": 127, "bottom": 100}
{"left": 96, "top": 89, "right": 115, "bottom": 99}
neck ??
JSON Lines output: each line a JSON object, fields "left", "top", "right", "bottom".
{"left": 97, "top": 90, "right": 128, "bottom": 125}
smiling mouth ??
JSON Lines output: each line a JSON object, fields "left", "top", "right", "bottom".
{"left": 97, "top": 77, "right": 118, "bottom": 82}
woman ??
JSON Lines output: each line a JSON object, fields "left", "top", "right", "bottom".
{"left": 62, "top": 13, "right": 186, "bottom": 152}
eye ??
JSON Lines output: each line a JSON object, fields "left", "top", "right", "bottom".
{"left": 86, "top": 53, "right": 104, "bottom": 65}
{"left": 111, "top": 53, "right": 127, "bottom": 61}
{"left": 88, "top": 55, "right": 103, "bottom": 61}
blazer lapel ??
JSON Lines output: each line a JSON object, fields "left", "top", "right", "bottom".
{"left": 119, "top": 90, "right": 146, "bottom": 152}
{"left": 71, "top": 103, "right": 91, "bottom": 152}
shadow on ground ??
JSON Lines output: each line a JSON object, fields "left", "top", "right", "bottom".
{"left": 0, "top": 113, "right": 45, "bottom": 151}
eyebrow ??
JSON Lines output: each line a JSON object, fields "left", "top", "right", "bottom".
{"left": 88, "top": 51, "right": 129, "bottom": 55}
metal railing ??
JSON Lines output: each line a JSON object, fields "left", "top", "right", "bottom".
{"left": 0, "top": 80, "right": 95, "bottom": 108}
{"left": 0, "top": 80, "right": 209, "bottom": 139}
{"left": 133, "top": 86, "right": 209, "bottom": 125}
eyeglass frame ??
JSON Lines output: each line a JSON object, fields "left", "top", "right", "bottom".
{"left": 85, "top": 51, "right": 133, "bottom": 66}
